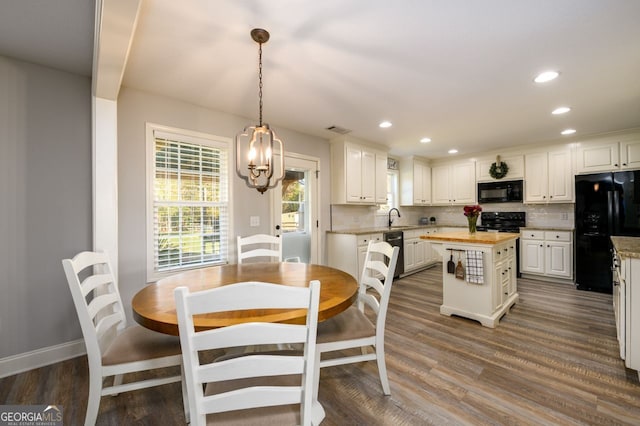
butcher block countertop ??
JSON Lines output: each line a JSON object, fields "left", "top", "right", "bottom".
{"left": 421, "top": 231, "right": 520, "bottom": 245}
{"left": 611, "top": 236, "right": 640, "bottom": 259}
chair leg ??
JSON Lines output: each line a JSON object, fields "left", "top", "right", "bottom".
{"left": 375, "top": 344, "right": 391, "bottom": 395}
{"left": 112, "top": 374, "right": 123, "bottom": 396}
{"left": 180, "top": 364, "right": 190, "bottom": 424}
{"left": 85, "top": 370, "right": 103, "bottom": 426}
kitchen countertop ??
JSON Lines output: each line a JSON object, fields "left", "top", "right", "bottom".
{"left": 520, "top": 227, "right": 574, "bottom": 232}
{"left": 421, "top": 231, "right": 520, "bottom": 245}
{"left": 611, "top": 236, "right": 640, "bottom": 259}
{"left": 327, "top": 225, "right": 464, "bottom": 235}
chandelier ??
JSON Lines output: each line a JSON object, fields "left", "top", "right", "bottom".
{"left": 235, "top": 28, "right": 285, "bottom": 194}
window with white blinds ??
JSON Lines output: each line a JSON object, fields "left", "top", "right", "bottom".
{"left": 147, "top": 124, "right": 230, "bottom": 280}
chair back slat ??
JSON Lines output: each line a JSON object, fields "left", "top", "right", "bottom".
{"left": 80, "top": 273, "right": 114, "bottom": 297}
{"left": 187, "top": 281, "right": 308, "bottom": 315}
{"left": 175, "top": 280, "right": 320, "bottom": 425}
{"left": 192, "top": 323, "right": 307, "bottom": 351}
{"left": 198, "top": 355, "right": 305, "bottom": 383}
{"left": 86, "top": 293, "right": 121, "bottom": 322}
{"left": 237, "top": 234, "right": 282, "bottom": 264}
{"left": 201, "top": 387, "right": 301, "bottom": 414}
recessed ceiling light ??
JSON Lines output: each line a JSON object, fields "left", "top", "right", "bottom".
{"left": 448, "top": 149, "right": 458, "bottom": 154}
{"left": 552, "top": 106, "right": 571, "bottom": 115}
{"left": 534, "top": 71, "right": 559, "bottom": 83}
{"left": 420, "top": 137, "right": 432, "bottom": 143}
{"left": 379, "top": 121, "right": 392, "bottom": 128}
{"left": 561, "top": 128, "right": 576, "bottom": 135}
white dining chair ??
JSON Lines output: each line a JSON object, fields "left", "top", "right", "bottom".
{"left": 314, "top": 240, "right": 399, "bottom": 396}
{"left": 175, "top": 280, "right": 323, "bottom": 426}
{"left": 62, "top": 251, "right": 187, "bottom": 426}
{"left": 237, "top": 234, "right": 283, "bottom": 263}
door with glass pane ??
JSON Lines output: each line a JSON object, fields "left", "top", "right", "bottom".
{"left": 271, "top": 155, "right": 318, "bottom": 264}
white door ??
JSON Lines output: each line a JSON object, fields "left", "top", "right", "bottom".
{"left": 271, "top": 155, "right": 319, "bottom": 264}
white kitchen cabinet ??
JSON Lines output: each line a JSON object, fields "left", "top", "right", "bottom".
{"left": 611, "top": 241, "right": 640, "bottom": 380}
{"left": 327, "top": 232, "right": 383, "bottom": 281}
{"left": 576, "top": 138, "right": 640, "bottom": 173}
{"left": 431, "top": 161, "right": 476, "bottom": 205}
{"left": 476, "top": 155, "right": 525, "bottom": 181}
{"left": 331, "top": 138, "right": 386, "bottom": 205}
{"left": 375, "top": 152, "right": 388, "bottom": 204}
{"left": 403, "top": 228, "right": 438, "bottom": 273}
{"left": 399, "top": 157, "right": 431, "bottom": 206}
{"left": 520, "top": 229, "right": 573, "bottom": 280}
{"left": 524, "top": 148, "right": 572, "bottom": 203}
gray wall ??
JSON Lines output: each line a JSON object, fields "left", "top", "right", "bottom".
{"left": 0, "top": 56, "right": 92, "bottom": 358}
{"left": 117, "top": 87, "right": 332, "bottom": 321}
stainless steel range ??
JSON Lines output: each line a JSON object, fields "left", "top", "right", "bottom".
{"left": 477, "top": 211, "right": 526, "bottom": 277}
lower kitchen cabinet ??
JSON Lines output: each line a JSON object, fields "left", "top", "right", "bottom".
{"left": 611, "top": 239, "right": 640, "bottom": 380}
{"left": 404, "top": 228, "right": 439, "bottom": 274}
{"left": 520, "top": 229, "right": 573, "bottom": 280}
{"left": 327, "top": 232, "right": 383, "bottom": 281}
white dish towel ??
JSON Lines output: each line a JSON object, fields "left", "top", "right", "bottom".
{"left": 465, "top": 250, "right": 484, "bottom": 284}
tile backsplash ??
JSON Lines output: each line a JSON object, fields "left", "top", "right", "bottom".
{"left": 330, "top": 203, "right": 575, "bottom": 231}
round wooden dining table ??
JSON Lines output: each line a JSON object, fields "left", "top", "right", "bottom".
{"left": 132, "top": 262, "right": 358, "bottom": 335}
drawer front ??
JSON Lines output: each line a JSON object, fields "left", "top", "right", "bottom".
{"left": 357, "top": 233, "right": 382, "bottom": 246}
{"left": 522, "top": 230, "right": 545, "bottom": 240}
{"left": 544, "top": 231, "right": 571, "bottom": 242}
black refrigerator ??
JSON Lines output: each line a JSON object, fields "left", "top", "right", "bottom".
{"left": 575, "top": 171, "right": 640, "bottom": 293}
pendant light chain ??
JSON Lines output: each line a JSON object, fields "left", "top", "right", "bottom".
{"left": 258, "top": 41, "right": 263, "bottom": 127}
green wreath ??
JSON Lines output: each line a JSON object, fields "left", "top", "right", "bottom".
{"left": 489, "top": 161, "right": 509, "bottom": 179}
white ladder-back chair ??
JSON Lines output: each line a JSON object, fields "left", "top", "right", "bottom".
{"left": 175, "top": 281, "right": 323, "bottom": 426}
{"left": 62, "top": 251, "right": 186, "bottom": 426}
{"left": 237, "top": 234, "right": 283, "bottom": 263}
{"left": 314, "top": 240, "right": 399, "bottom": 396}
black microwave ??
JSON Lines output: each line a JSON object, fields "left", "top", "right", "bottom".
{"left": 477, "top": 180, "right": 523, "bottom": 203}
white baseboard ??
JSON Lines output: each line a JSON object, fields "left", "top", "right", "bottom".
{"left": 0, "top": 339, "right": 86, "bottom": 379}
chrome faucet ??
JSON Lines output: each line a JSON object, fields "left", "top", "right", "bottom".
{"left": 388, "top": 208, "right": 401, "bottom": 228}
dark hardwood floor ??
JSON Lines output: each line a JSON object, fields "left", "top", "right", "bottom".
{"left": 3, "top": 265, "right": 640, "bottom": 425}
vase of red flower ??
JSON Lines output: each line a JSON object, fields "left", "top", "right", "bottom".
{"left": 463, "top": 205, "right": 482, "bottom": 234}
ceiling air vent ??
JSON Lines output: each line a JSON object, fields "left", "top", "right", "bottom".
{"left": 325, "top": 125, "right": 351, "bottom": 135}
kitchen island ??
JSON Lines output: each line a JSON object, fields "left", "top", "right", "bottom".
{"left": 421, "top": 231, "right": 519, "bottom": 328}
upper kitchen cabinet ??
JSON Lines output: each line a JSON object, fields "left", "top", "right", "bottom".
{"left": 576, "top": 137, "right": 640, "bottom": 173}
{"left": 330, "top": 137, "right": 387, "bottom": 205}
{"left": 399, "top": 157, "right": 431, "bottom": 206}
{"left": 524, "top": 147, "right": 573, "bottom": 203}
{"left": 476, "top": 155, "right": 524, "bottom": 182}
{"left": 431, "top": 161, "right": 476, "bottom": 205}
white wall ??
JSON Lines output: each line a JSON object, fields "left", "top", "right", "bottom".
{"left": 0, "top": 56, "right": 92, "bottom": 359}
{"left": 116, "top": 87, "right": 331, "bottom": 320}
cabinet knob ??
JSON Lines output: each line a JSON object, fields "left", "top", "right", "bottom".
{"left": 547, "top": 244, "right": 550, "bottom": 247}
{"left": 550, "top": 196, "right": 553, "bottom": 198}
{"left": 497, "top": 251, "right": 501, "bottom": 255}
{"left": 540, "top": 244, "right": 543, "bottom": 247}
{"left": 623, "top": 163, "right": 627, "bottom": 166}
{"left": 543, "top": 196, "right": 546, "bottom": 199}
{"left": 614, "top": 280, "right": 619, "bottom": 286}
{"left": 615, "top": 163, "right": 619, "bottom": 167}
{"left": 556, "top": 235, "right": 559, "bottom": 238}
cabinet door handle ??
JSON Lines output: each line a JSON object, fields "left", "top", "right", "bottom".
{"left": 614, "top": 280, "right": 619, "bottom": 286}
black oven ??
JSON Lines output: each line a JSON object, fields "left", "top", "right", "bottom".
{"left": 478, "top": 180, "right": 523, "bottom": 203}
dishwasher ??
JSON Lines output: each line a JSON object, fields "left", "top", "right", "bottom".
{"left": 383, "top": 231, "right": 404, "bottom": 278}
